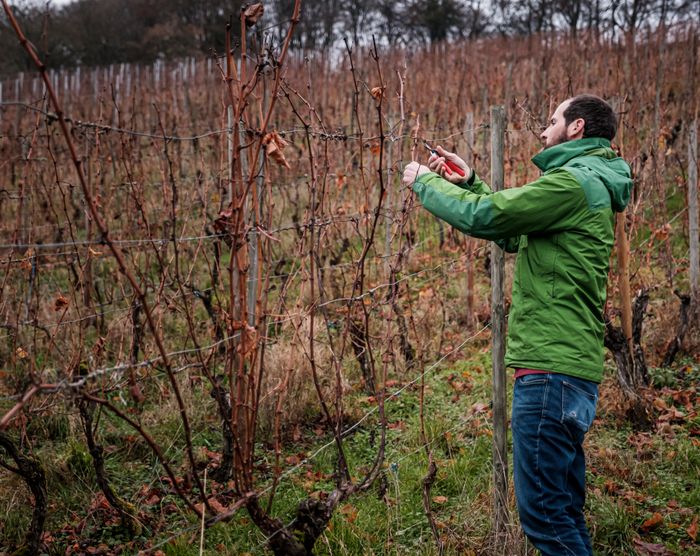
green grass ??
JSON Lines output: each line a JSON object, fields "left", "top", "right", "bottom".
{"left": 1, "top": 348, "right": 699, "bottom": 555}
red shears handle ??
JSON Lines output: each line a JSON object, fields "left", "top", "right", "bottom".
{"left": 424, "top": 142, "right": 466, "bottom": 177}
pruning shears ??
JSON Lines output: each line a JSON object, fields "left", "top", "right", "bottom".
{"left": 423, "top": 141, "right": 466, "bottom": 178}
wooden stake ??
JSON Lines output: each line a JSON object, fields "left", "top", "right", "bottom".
{"left": 490, "top": 105, "right": 509, "bottom": 541}
{"left": 689, "top": 119, "right": 699, "bottom": 303}
{"left": 465, "top": 111, "right": 475, "bottom": 330}
{"left": 613, "top": 97, "right": 634, "bottom": 356}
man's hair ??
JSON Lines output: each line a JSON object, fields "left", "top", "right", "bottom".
{"left": 563, "top": 94, "right": 617, "bottom": 140}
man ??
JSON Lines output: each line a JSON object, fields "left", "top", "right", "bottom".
{"left": 402, "top": 95, "right": 632, "bottom": 555}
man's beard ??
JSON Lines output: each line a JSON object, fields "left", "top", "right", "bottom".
{"left": 546, "top": 129, "right": 570, "bottom": 148}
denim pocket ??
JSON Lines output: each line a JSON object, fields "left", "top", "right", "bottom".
{"left": 561, "top": 380, "right": 598, "bottom": 433}
{"left": 513, "top": 374, "right": 549, "bottom": 414}
{"left": 518, "top": 374, "right": 548, "bottom": 386}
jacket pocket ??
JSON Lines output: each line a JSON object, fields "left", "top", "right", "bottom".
{"left": 561, "top": 379, "right": 598, "bottom": 433}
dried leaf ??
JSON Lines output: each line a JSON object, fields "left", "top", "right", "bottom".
{"left": 687, "top": 516, "right": 698, "bottom": 541}
{"left": 640, "top": 512, "right": 664, "bottom": 533}
{"left": 604, "top": 479, "right": 621, "bottom": 494}
{"left": 432, "top": 495, "right": 448, "bottom": 504}
{"left": 204, "top": 448, "right": 222, "bottom": 464}
{"left": 262, "top": 131, "right": 291, "bottom": 169}
{"left": 243, "top": 3, "right": 264, "bottom": 27}
{"left": 370, "top": 86, "right": 384, "bottom": 100}
{"left": 88, "top": 493, "right": 110, "bottom": 511}
{"left": 340, "top": 504, "right": 358, "bottom": 523}
{"left": 129, "top": 383, "right": 145, "bottom": 404}
{"left": 15, "top": 347, "right": 28, "bottom": 359}
{"left": 632, "top": 537, "right": 673, "bottom": 555}
{"left": 54, "top": 294, "right": 69, "bottom": 311}
{"left": 207, "top": 497, "right": 228, "bottom": 514}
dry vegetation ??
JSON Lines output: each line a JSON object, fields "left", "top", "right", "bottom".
{"left": 0, "top": 7, "right": 699, "bottom": 554}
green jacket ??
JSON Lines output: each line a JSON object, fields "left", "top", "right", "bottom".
{"left": 412, "top": 138, "right": 633, "bottom": 382}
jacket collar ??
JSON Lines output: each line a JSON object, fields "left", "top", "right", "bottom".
{"left": 532, "top": 137, "right": 612, "bottom": 172}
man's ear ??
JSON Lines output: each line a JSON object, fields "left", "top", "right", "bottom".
{"left": 568, "top": 117, "right": 585, "bottom": 139}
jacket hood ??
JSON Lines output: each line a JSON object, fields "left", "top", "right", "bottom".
{"left": 532, "top": 138, "right": 633, "bottom": 212}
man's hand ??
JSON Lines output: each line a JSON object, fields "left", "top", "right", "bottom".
{"left": 402, "top": 161, "right": 431, "bottom": 186}
{"left": 428, "top": 146, "right": 471, "bottom": 184}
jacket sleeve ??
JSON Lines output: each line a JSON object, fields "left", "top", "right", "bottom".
{"left": 451, "top": 172, "right": 520, "bottom": 252}
{"left": 412, "top": 168, "right": 585, "bottom": 241}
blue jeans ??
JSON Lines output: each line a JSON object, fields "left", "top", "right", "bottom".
{"left": 511, "top": 372, "right": 599, "bottom": 556}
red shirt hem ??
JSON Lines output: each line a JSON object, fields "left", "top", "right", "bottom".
{"left": 514, "top": 368, "right": 552, "bottom": 379}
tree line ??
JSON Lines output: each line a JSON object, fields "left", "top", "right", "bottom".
{"left": 1, "top": 0, "right": 698, "bottom": 76}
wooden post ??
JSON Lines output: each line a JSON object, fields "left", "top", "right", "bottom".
{"left": 465, "top": 112, "right": 475, "bottom": 330}
{"left": 612, "top": 97, "right": 634, "bottom": 357}
{"left": 490, "top": 105, "right": 509, "bottom": 541}
{"left": 689, "top": 119, "right": 699, "bottom": 304}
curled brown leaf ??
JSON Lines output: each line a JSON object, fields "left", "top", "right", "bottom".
{"left": 262, "top": 131, "right": 291, "bottom": 169}
{"left": 370, "top": 86, "right": 384, "bottom": 100}
{"left": 54, "top": 295, "right": 69, "bottom": 311}
{"left": 244, "top": 3, "right": 264, "bottom": 27}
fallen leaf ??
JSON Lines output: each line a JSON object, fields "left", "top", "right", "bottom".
{"left": 15, "top": 347, "right": 29, "bottom": 359}
{"left": 243, "top": 3, "right": 264, "bottom": 27}
{"left": 640, "top": 512, "right": 664, "bottom": 533}
{"left": 204, "top": 448, "right": 222, "bottom": 464}
{"left": 604, "top": 479, "right": 620, "bottom": 495}
{"left": 207, "top": 497, "right": 227, "bottom": 514}
{"left": 687, "top": 516, "right": 698, "bottom": 541}
{"left": 88, "top": 493, "right": 111, "bottom": 511}
{"left": 432, "top": 495, "right": 448, "bottom": 504}
{"left": 633, "top": 537, "right": 673, "bottom": 555}
{"left": 340, "top": 504, "right": 358, "bottom": 523}
{"left": 129, "top": 383, "right": 146, "bottom": 405}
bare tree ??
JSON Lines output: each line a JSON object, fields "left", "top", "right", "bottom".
{"left": 611, "top": 0, "right": 657, "bottom": 36}
{"left": 341, "top": 0, "right": 377, "bottom": 48}
{"left": 272, "top": 0, "right": 340, "bottom": 50}
{"left": 407, "top": 0, "right": 466, "bottom": 43}
{"left": 556, "top": 0, "right": 586, "bottom": 36}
